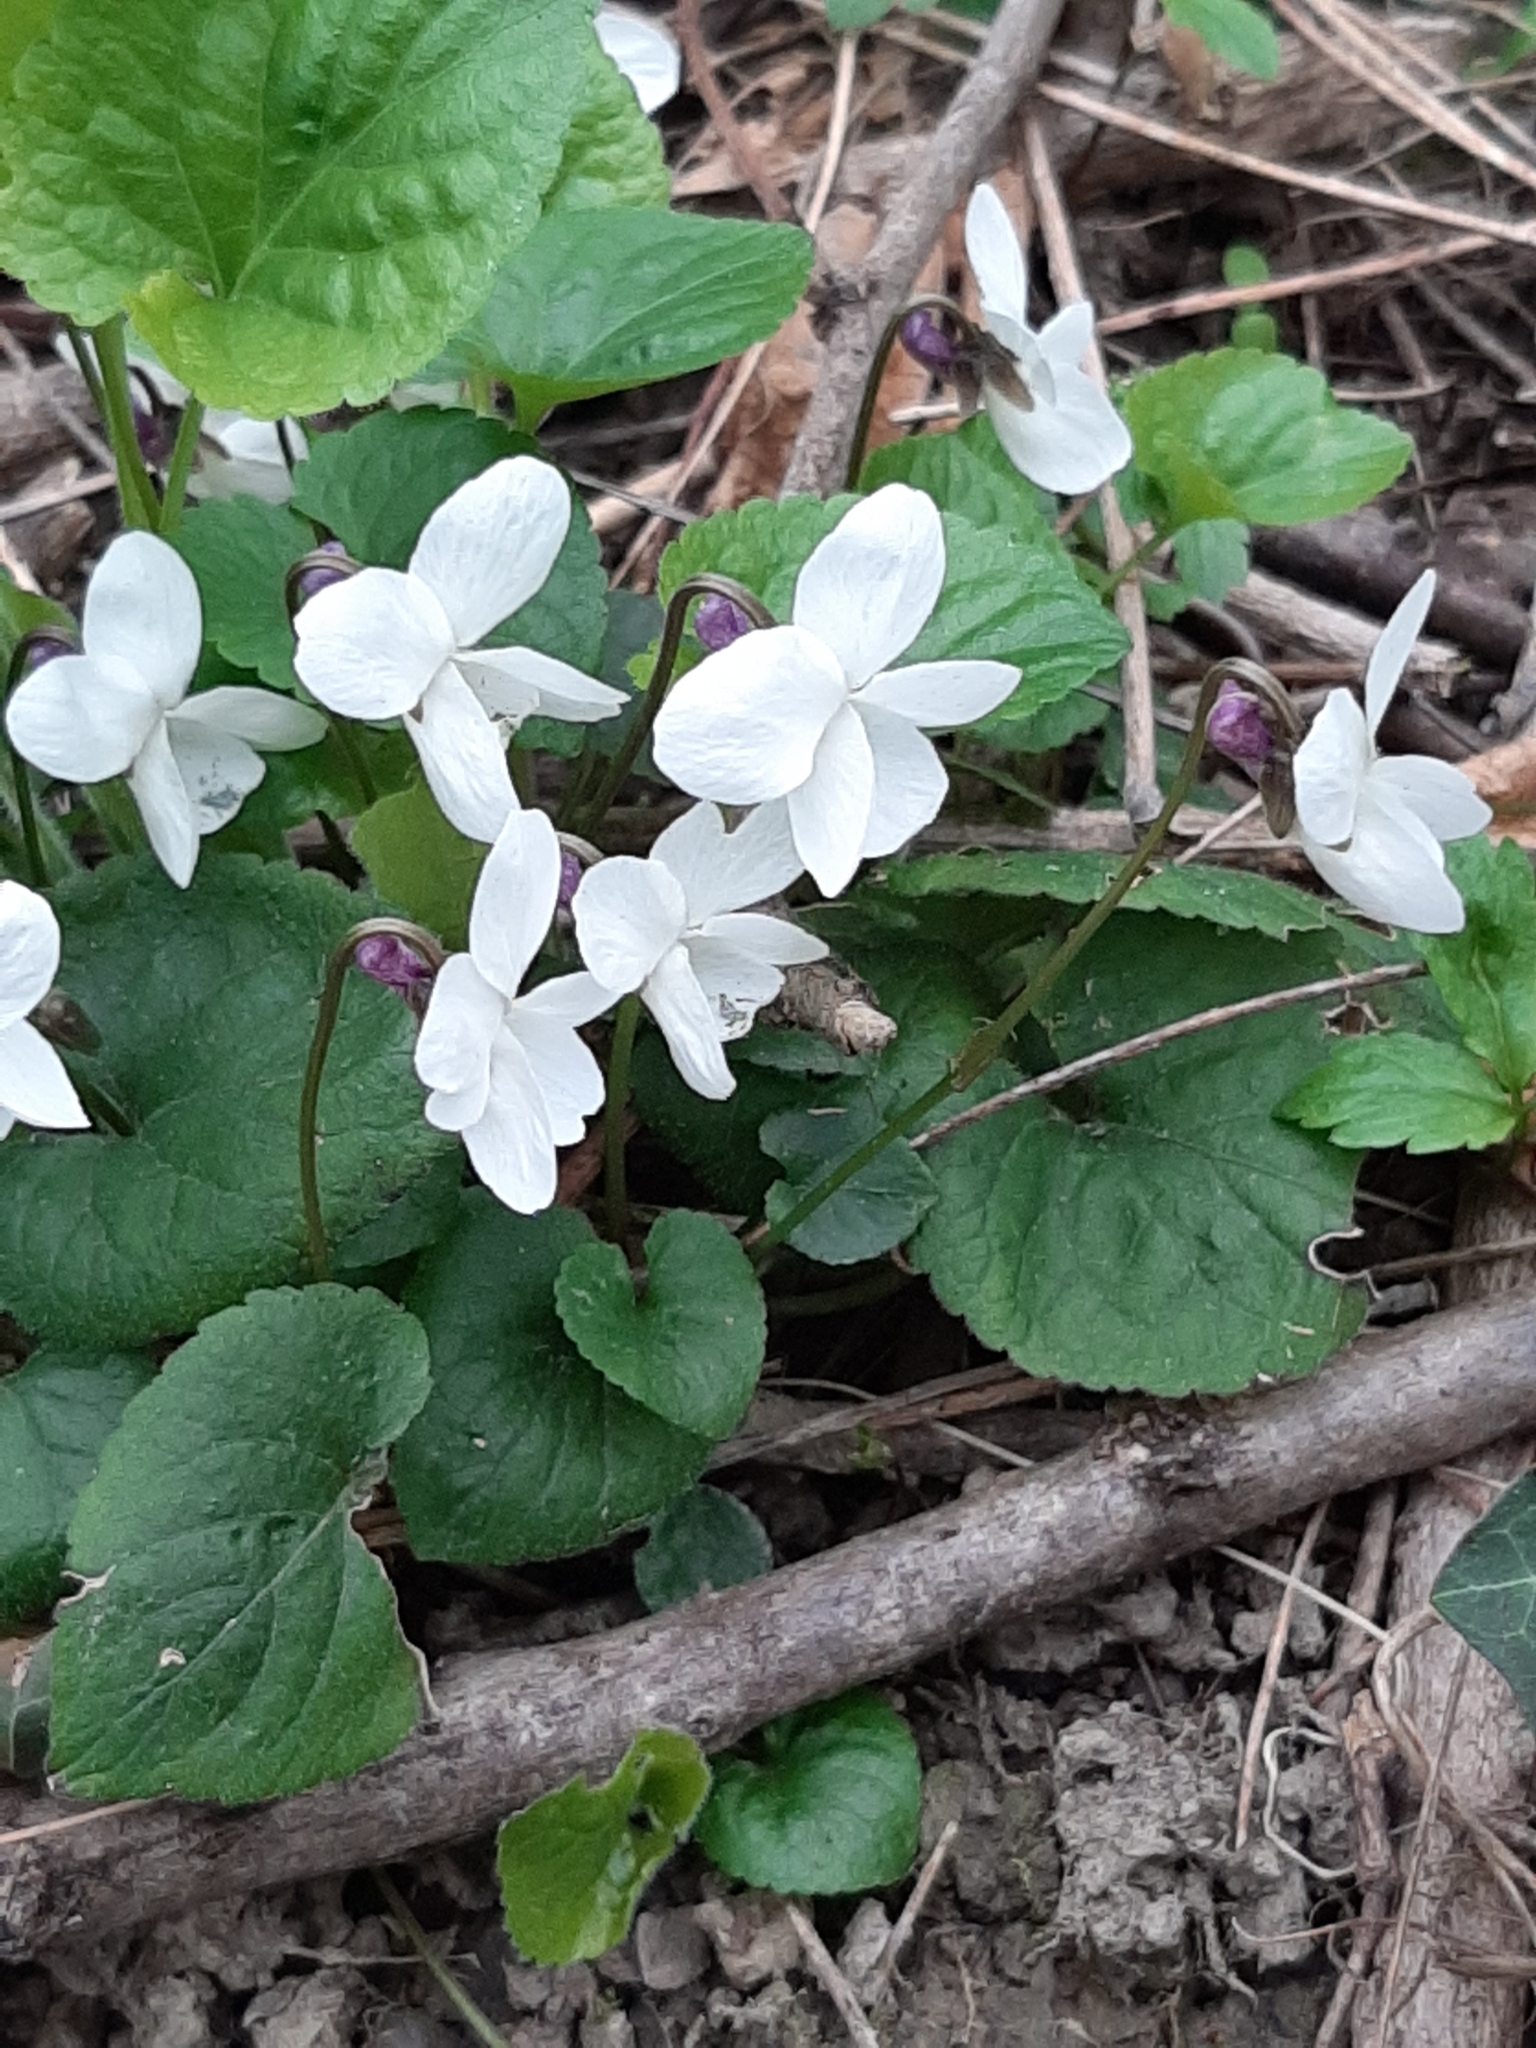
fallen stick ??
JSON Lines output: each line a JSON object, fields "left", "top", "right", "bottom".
{"left": 3, "top": 1302, "right": 1535, "bottom": 1955}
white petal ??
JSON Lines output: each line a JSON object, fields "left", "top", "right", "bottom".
{"left": 651, "top": 799, "right": 805, "bottom": 923}
{"left": 682, "top": 933, "right": 785, "bottom": 1040}
{"left": 858, "top": 657, "right": 1019, "bottom": 729}
{"left": 293, "top": 567, "right": 454, "bottom": 720}
{"left": 410, "top": 457, "right": 572, "bottom": 651}
{"left": 0, "top": 1018, "right": 88, "bottom": 1131}
{"left": 787, "top": 701, "right": 875, "bottom": 897}
{"left": 170, "top": 687, "right": 326, "bottom": 751}
{"left": 416, "top": 953, "right": 502, "bottom": 1106}
{"left": 407, "top": 666, "right": 518, "bottom": 844}
{"left": 1035, "top": 301, "right": 1097, "bottom": 374}
{"left": 984, "top": 369, "right": 1132, "bottom": 496}
{"left": 81, "top": 532, "right": 201, "bottom": 709}
{"left": 1012, "top": 326, "right": 1058, "bottom": 410}
{"left": 5, "top": 652, "right": 160, "bottom": 783}
{"left": 652, "top": 625, "right": 846, "bottom": 804}
{"left": 644, "top": 944, "right": 735, "bottom": 1099}
{"left": 457, "top": 645, "right": 627, "bottom": 724}
{"left": 462, "top": 1028, "right": 559, "bottom": 1213}
{"left": 506, "top": 1006, "right": 605, "bottom": 1144}
{"left": 125, "top": 719, "right": 196, "bottom": 886}
{"left": 1365, "top": 570, "right": 1435, "bottom": 741}
{"left": 1293, "top": 689, "right": 1370, "bottom": 848}
{"left": 517, "top": 968, "right": 615, "bottom": 1029}
{"left": 595, "top": 5, "right": 681, "bottom": 111}
{"left": 1300, "top": 784, "right": 1467, "bottom": 934}
{"left": 0, "top": 881, "right": 61, "bottom": 1029}
{"left": 964, "top": 182, "right": 1028, "bottom": 332}
{"left": 468, "top": 806, "right": 561, "bottom": 999}
{"left": 695, "top": 911, "right": 827, "bottom": 968}
{"left": 858, "top": 703, "right": 950, "bottom": 858}
{"left": 1369, "top": 755, "right": 1492, "bottom": 846}
{"left": 163, "top": 719, "right": 266, "bottom": 837}
{"left": 791, "top": 485, "right": 945, "bottom": 686}
{"left": 574, "top": 855, "right": 688, "bottom": 992}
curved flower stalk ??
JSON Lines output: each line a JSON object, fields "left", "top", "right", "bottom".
{"left": 1292, "top": 571, "right": 1491, "bottom": 934}
{"left": 0, "top": 882, "right": 89, "bottom": 1139}
{"left": 5, "top": 533, "right": 325, "bottom": 887}
{"left": 963, "top": 183, "right": 1132, "bottom": 496}
{"left": 652, "top": 485, "right": 1021, "bottom": 896}
{"left": 573, "top": 801, "right": 826, "bottom": 1099}
{"left": 596, "top": 4, "right": 681, "bottom": 112}
{"left": 293, "top": 457, "right": 626, "bottom": 844}
{"left": 415, "top": 808, "right": 613, "bottom": 1213}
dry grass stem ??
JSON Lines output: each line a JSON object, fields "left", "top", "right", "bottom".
{"left": 1234, "top": 1499, "right": 1329, "bottom": 1849}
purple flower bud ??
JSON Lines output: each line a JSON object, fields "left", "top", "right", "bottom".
{"left": 133, "top": 403, "right": 174, "bottom": 470}
{"left": 291, "top": 540, "right": 353, "bottom": 606}
{"left": 900, "top": 309, "right": 961, "bottom": 374}
{"left": 695, "top": 593, "right": 754, "bottom": 653}
{"left": 355, "top": 933, "right": 434, "bottom": 1000}
{"left": 17, "top": 628, "right": 77, "bottom": 674}
{"left": 558, "top": 848, "right": 583, "bottom": 912}
{"left": 1207, "top": 678, "right": 1276, "bottom": 769}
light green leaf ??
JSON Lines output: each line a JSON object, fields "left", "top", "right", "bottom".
{"left": 498, "top": 1729, "right": 711, "bottom": 1964}
{"left": 0, "top": 855, "right": 449, "bottom": 1346}
{"left": 859, "top": 413, "right": 1053, "bottom": 532}
{"left": 394, "top": 1195, "right": 711, "bottom": 1564}
{"left": 1123, "top": 350, "right": 1412, "bottom": 530}
{"left": 291, "top": 409, "right": 607, "bottom": 674}
{"left": 542, "top": 38, "right": 671, "bottom": 213}
{"left": 1279, "top": 1034, "right": 1517, "bottom": 1153}
{"left": 172, "top": 497, "right": 313, "bottom": 692}
{"left": 1172, "top": 518, "right": 1250, "bottom": 607}
{"left": 1163, "top": 0, "right": 1280, "bottom": 77}
{"left": 635, "top": 1486, "right": 773, "bottom": 1612}
{"left": 0, "top": 1348, "right": 153, "bottom": 1631}
{"left": 1434, "top": 1472, "right": 1536, "bottom": 1732}
{"left": 1, "top": 1633, "right": 51, "bottom": 1780}
{"left": 352, "top": 779, "right": 487, "bottom": 951}
{"left": 555, "top": 1210, "right": 766, "bottom": 1439}
{"left": 827, "top": 0, "right": 897, "bottom": 24}
{"left": 1423, "top": 836, "right": 1536, "bottom": 1093}
{"left": 910, "top": 916, "right": 1385, "bottom": 1394}
{"left": 0, "top": 0, "right": 595, "bottom": 414}
{"left": 0, "top": 0, "right": 53, "bottom": 98}
{"left": 1223, "top": 244, "right": 1270, "bottom": 288}
{"left": 697, "top": 1692, "right": 921, "bottom": 1895}
{"left": 49, "top": 1285, "right": 430, "bottom": 1801}
{"left": 762, "top": 1098, "right": 937, "bottom": 1264}
{"left": 443, "top": 210, "right": 812, "bottom": 421}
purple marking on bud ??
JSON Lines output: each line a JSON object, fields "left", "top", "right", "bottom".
{"left": 557, "top": 849, "right": 584, "bottom": 913}
{"left": 900, "top": 309, "right": 961, "bottom": 374}
{"left": 1207, "top": 679, "right": 1276, "bottom": 769}
{"left": 355, "top": 933, "right": 434, "bottom": 1000}
{"left": 695, "top": 593, "right": 754, "bottom": 653}
{"left": 18, "top": 628, "right": 77, "bottom": 674}
{"left": 133, "top": 404, "right": 174, "bottom": 470}
{"left": 293, "top": 539, "right": 353, "bottom": 606}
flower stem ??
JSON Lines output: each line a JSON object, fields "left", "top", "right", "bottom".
{"left": 2, "top": 649, "right": 50, "bottom": 889}
{"left": 604, "top": 992, "right": 642, "bottom": 1246}
{"left": 572, "top": 574, "right": 776, "bottom": 840}
{"left": 752, "top": 662, "right": 1229, "bottom": 1256}
{"left": 89, "top": 317, "right": 162, "bottom": 532}
{"left": 299, "top": 918, "right": 446, "bottom": 1282}
{"left": 372, "top": 1868, "right": 511, "bottom": 2048}
{"left": 844, "top": 293, "right": 974, "bottom": 491}
{"left": 158, "top": 398, "right": 206, "bottom": 533}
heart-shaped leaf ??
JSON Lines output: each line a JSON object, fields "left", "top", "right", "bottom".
{"left": 1434, "top": 1472, "right": 1536, "bottom": 1732}
{"left": 634, "top": 1484, "right": 773, "bottom": 1612}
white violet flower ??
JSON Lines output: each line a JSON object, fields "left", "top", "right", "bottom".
{"left": 415, "top": 808, "right": 612, "bottom": 1213}
{"left": 0, "top": 882, "right": 89, "bottom": 1139}
{"left": 293, "top": 456, "right": 626, "bottom": 844}
{"left": 574, "top": 801, "right": 827, "bottom": 1100}
{"left": 652, "top": 485, "right": 1021, "bottom": 897}
{"left": 596, "top": 4, "right": 681, "bottom": 112}
{"left": 1292, "top": 570, "right": 1491, "bottom": 934}
{"left": 963, "top": 182, "right": 1132, "bottom": 496}
{"left": 6, "top": 532, "right": 326, "bottom": 889}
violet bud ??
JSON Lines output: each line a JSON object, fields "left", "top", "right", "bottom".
{"left": 695, "top": 592, "right": 754, "bottom": 653}
{"left": 1207, "top": 678, "right": 1276, "bottom": 769}
{"left": 900, "top": 309, "right": 961, "bottom": 374}
{"left": 15, "top": 627, "right": 78, "bottom": 675}
{"left": 355, "top": 933, "right": 434, "bottom": 1001}
{"left": 291, "top": 540, "right": 353, "bottom": 606}
{"left": 557, "top": 848, "right": 583, "bottom": 913}
{"left": 133, "top": 404, "right": 174, "bottom": 470}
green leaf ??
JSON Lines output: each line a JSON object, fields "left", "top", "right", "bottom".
{"left": 1172, "top": 518, "right": 1250, "bottom": 607}
{"left": 443, "top": 210, "right": 813, "bottom": 421}
{"left": 859, "top": 413, "right": 1052, "bottom": 532}
{"left": 171, "top": 497, "right": 313, "bottom": 693}
{"left": 214, "top": 722, "right": 417, "bottom": 856}
{"left": 291, "top": 409, "right": 607, "bottom": 673}
{"left": 697, "top": 1692, "right": 921, "bottom": 1895}
{"left": 0, "top": 0, "right": 595, "bottom": 415}
{"left": 0, "top": 855, "right": 449, "bottom": 1346}
{"left": 1163, "top": 0, "right": 1280, "bottom": 77}
{"left": 1, "top": 1633, "right": 51, "bottom": 1780}
{"left": 910, "top": 916, "right": 1386, "bottom": 1394}
{"left": 1279, "top": 1034, "right": 1517, "bottom": 1153}
{"left": 0, "top": 0, "right": 52, "bottom": 98}
{"left": 761, "top": 1098, "right": 938, "bottom": 1264}
{"left": 352, "top": 779, "right": 487, "bottom": 950}
{"left": 498, "top": 1729, "right": 711, "bottom": 1964}
{"left": 884, "top": 848, "right": 1330, "bottom": 938}
{"left": 990, "top": 687, "right": 1107, "bottom": 755}
{"left": 1123, "top": 350, "right": 1412, "bottom": 530}
{"left": 542, "top": 38, "right": 671, "bottom": 213}
{"left": 0, "top": 1348, "right": 153, "bottom": 1630}
{"left": 635, "top": 1486, "right": 773, "bottom": 1612}
{"left": 330, "top": 1147, "right": 466, "bottom": 1279}
{"left": 0, "top": 564, "right": 71, "bottom": 671}
{"left": 631, "top": 1029, "right": 840, "bottom": 1213}
{"left": 1423, "top": 836, "right": 1536, "bottom": 1093}
{"left": 1222, "top": 244, "right": 1270, "bottom": 288}
{"left": 1434, "top": 1472, "right": 1536, "bottom": 1732}
{"left": 555, "top": 1210, "right": 766, "bottom": 1439}
{"left": 48, "top": 1285, "right": 430, "bottom": 1801}
{"left": 394, "top": 1195, "right": 711, "bottom": 1564}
